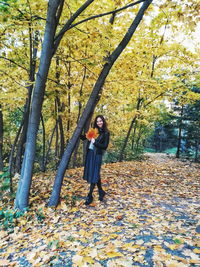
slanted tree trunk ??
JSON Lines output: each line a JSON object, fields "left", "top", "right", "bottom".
{"left": 0, "top": 105, "right": 3, "bottom": 171}
{"left": 48, "top": 0, "right": 153, "bottom": 207}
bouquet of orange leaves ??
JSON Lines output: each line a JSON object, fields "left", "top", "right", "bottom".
{"left": 86, "top": 128, "right": 99, "bottom": 140}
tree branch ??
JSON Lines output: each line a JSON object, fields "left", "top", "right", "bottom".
{"left": 53, "top": 0, "right": 95, "bottom": 54}
{"left": 144, "top": 91, "right": 166, "bottom": 108}
{"left": 0, "top": 70, "right": 28, "bottom": 88}
{"left": 69, "top": 0, "right": 145, "bottom": 30}
{"left": 54, "top": 0, "right": 144, "bottom": 49}
{"left": 0, "top": 56, "right": 28, "bottom": 71}
{"left": 0, "top": 56, "right": 63, "bottom": 85}
{"left": 0, "top": 1, "right": 9, "bottom": 6}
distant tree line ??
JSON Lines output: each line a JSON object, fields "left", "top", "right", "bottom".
{"left": 146, "top": 87, "right": 200, "bottom": 162}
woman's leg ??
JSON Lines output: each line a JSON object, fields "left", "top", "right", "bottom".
{"left": 97, "top": 179, "right": 106, "bottom": 201}
{"left": 85, "top": 183, "right": 95, "bottom": 205}
{"left": 89, "top": 183, "right": 96, "bottom": 196}
{"left": 97, "top": 179, "right": 103, "bottom": 191}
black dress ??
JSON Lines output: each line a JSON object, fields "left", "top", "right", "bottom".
{"left": 82, "top": 129, "right": 110, "bottom": 184}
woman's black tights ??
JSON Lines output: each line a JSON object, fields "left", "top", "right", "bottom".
{"left": 88, "top": 179, "right": 103, "bottom": 196}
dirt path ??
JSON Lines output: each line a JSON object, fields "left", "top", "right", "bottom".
{"left": 144, "top": 152, "right": 175, "bottom": 163}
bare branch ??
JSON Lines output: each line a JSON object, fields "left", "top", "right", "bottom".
{"left": 144, "top": 92, "right": 166, "bottom": 108}
{"left": 0, "top": 56, "right": 28, "bottom": 71}
{"left": 0, "top": 70, "right": 28, "bottom": 88}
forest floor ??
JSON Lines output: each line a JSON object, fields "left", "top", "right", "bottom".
{"left": 0, "top": 153, "right": 200, "bottom": 266}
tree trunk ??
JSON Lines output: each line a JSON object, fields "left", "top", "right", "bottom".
{"left": 72, "top": 64, "right": 87, "bottom": 168}
{"left": 77, "top": 65, "right": 87, "bottom": 122}
{"left": 194, "top": 140, "right": 199, "bottom": 162}
{"left": 8, "top": 118, "right": 24, "bottom": 193}
{"left": 119, "top": 116, "right": 137, "bottom": 162}
{"left": 15, "top": 30, "right": 39, "bottom": 173}
{"left": 15, "top": 0, "right": 64, "bottom": 210}
{"left": 135, "top": 125, "right": 143, "bottom": 152}
{"left": 48, "top": 0, "right": 153, "bottom": 207}
{"left": 40, "top": 114, "right": 46, "bottom": 172}
{"left": 44, "top": 121, "right": 59, "bottom": 169}
{"left": 119, "top": 96, "right": 143, "bottom": 161}
{"left": 131, "top": 120, "right": 138, "bottom": 150}
{"left": 55, "top": 57, "right": 65, "bottom": 160}
{"left": 72, "top": 139, "right": 81, "bottom": 168}
{"left": 15, "top": 100, "right": 31, "bottom": 173}
{"left": 66, "top": 61, "right": 72, "bottom": 145}
{"left": 55, "top": 119, "right": 59, "bottom": 159}
{"left": 0, "top": 105, "right": 3, "bottom": 171}
{"left": 58, "top": 116, "right": 65, "bottom": 159}
{"left": 176, "top": 105, "right": 184, "bottom": 158}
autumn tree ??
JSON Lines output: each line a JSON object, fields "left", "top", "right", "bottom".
{"left": 13, "top": 0, "right": 152, "bottom": 210}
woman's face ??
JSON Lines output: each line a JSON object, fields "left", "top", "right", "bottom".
{"left": 96, "top": 117, "right": 104, "bottom": 128}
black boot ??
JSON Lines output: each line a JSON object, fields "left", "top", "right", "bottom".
{"left": 99, "top": 190, "right": 106, "bottom": 201}
{"left": 85, "top": 183, "right": 95, "bottom": 205}
{"left": 85, "top": 194, "right": 93, "bottom": 205}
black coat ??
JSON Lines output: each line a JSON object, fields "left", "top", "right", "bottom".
{"left": 94, "top": 130, "right": 110, "bottom": 154}
{"left": 80, "top": 129, "right": 110, "bottom": 155}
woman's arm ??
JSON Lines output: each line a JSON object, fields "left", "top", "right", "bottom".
{"left": 94, "top": 132, "right": 110, "bottom": 150}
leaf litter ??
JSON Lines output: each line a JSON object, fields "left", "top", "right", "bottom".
{"left": 0, "top": 153, "right": 200, "bottom": 266}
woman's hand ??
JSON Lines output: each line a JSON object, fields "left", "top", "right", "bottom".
{"left": 91, "top": 138, "right": 95, "bottom": 144}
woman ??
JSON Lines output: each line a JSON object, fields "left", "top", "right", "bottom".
{"left": 80, "top": 115, "right": 110, "bottom": 205}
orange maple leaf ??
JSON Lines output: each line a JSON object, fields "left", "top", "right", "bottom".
{"left": 86, "top": 128, "right": 99, "bottom": 140}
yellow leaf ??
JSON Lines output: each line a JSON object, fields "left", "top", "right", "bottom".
{"left": 83, "top": 256, "right": 95, "bottom": 264}
{"left": 190, "top": 259, "right": 200, "bottom": 264}
{"left": 70, "top": 207, "right": 78, "bottom": 212}
{"left": 193, "top": 248, "right": 200, "bottom": 254}
{"left": 167, "top": 244, "right": 181, "bottom": 250}
{"left": 19, "top": 219, "right": 28, "bottom": 226}
{"left": 79, "top": 229, "right": 86, "bottom": 236}
{"left": 107, "top": 251, "right": 124, "bottom": 258}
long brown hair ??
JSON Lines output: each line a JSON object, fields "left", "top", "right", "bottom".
{"left": 93, "top": 115, "right": 108, "bottom": 132}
